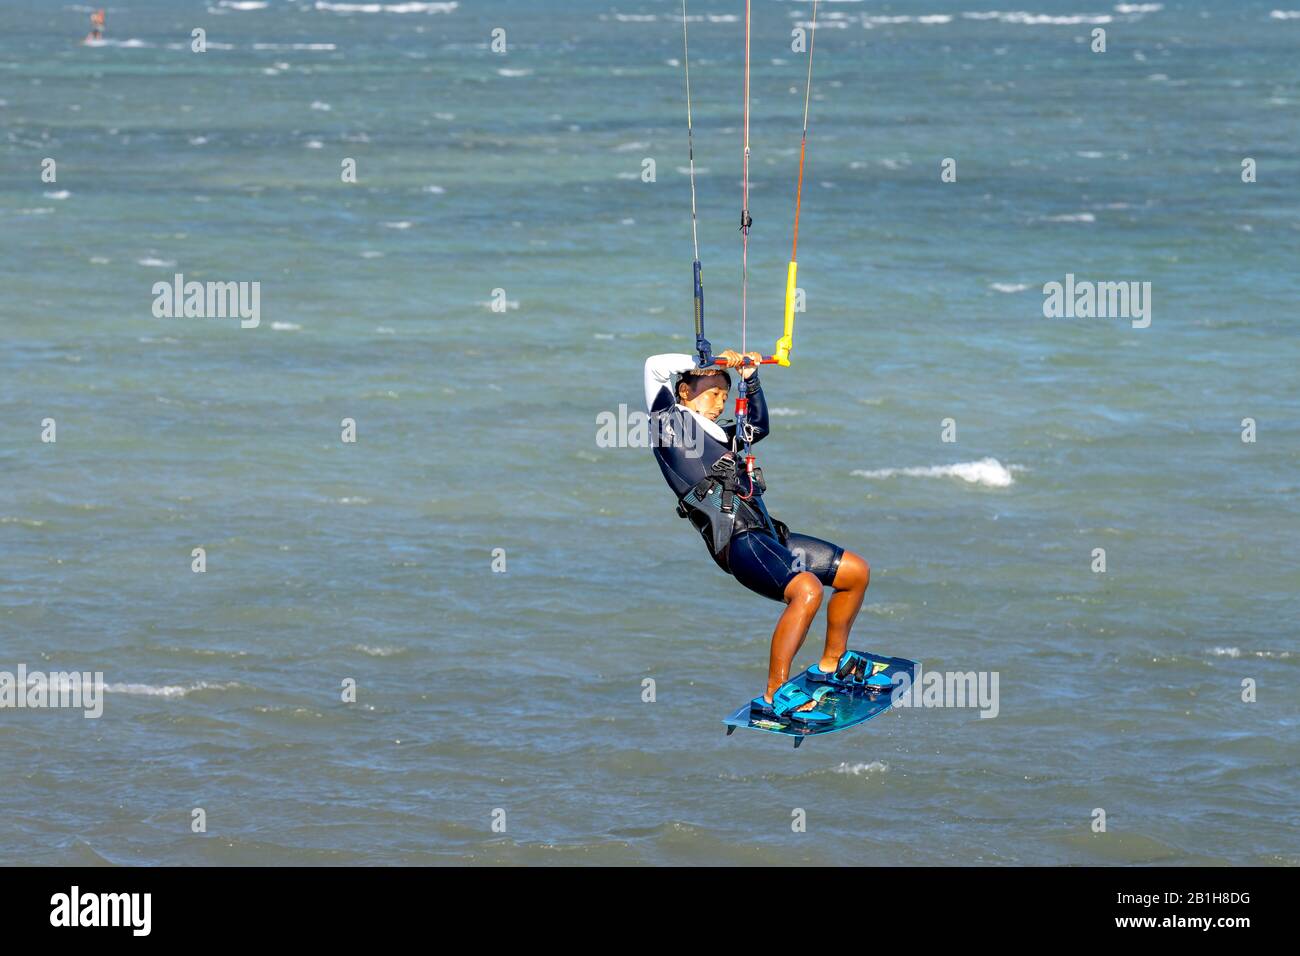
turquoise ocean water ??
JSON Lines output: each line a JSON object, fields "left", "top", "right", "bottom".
{"left": 1, "top": 0, "right": 1297, "bottom": 864}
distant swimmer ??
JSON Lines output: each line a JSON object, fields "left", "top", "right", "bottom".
{"left": 83, "top": 9, "right": 105, "bottom": 44}
{"left": 645, "top": 351, "right": 875, "bottom": 724}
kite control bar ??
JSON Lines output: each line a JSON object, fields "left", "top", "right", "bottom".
{"left": 711, "top": 355, "right": 779, "bottom": 367}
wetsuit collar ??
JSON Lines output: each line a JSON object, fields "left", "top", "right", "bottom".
{"left": 677, "top": 404, "right": 728, "bottom": 444}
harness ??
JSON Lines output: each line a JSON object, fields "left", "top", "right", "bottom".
{"left": 676, "top": 450, "right": 785, "bottom": 567}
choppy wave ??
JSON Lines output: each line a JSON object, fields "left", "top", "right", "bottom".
{"left": 82, "top": 38, "right": 151, "bottom": 48}
{"left": 732, "top": 7, "right": 1167, "bottom": 31}
{"left": 829, "top": 11, "right": 1130, "bottom": 28}
{"left": 16, "top": 679, "right": 244, "bottom": 698}
{"left": 253, "top": 43, "right": 336, "bottom": 51}
{"left": 611, "top": 13, "right": 738, "bottom": 23}
{"left": 851, "top": 457, "right": 1020, "bottom": 488}
{"left": 965, "top": 11, "right": 1114, "bottom": 24}
{"left": 105, "top": 681, "right": 240, "bottom": 697}
{"left": 865, "top": 15, "right": 954, "bottom": 25}
{"left": 863, "top": 602, "right": 910, "bottom": 616}
{"left": 1209, "top": 647, "right": 1292, "bottom": 659}
{"left": 833, "top": 761, "right": 890, "bottom": 775}
{"left": 0, "top": 516, "right": 46, "bottom": 527}
{"left": 315, "top": 1, "right": 457, "bottom": 12}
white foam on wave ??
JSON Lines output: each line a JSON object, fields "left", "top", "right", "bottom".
{"left": 865, "top": 14, "right": 953, "bottom": 25}
{"left": 253, "top": 43, "right": 336, "bottom": 51}
{"left": 105, "top": 681, "right": 239, "bottom": 698}
{"left": 1044, "top": 212, "right": 1096, "bottom": 222}
{"left": 792, "top": 6, "right": 1156, "bottom": 28}
{"left": 990, "top": 282, "right": 1029, "bottom": 293}
{"left": 315, "top": 1, "right": 457, "bottom": 12}
{"left": 614, "top": 13, "right": 737, "bottom": 24}
{"left": 216, "top": 1, "right": 269, "bottom": 10}
{"left": 1269, "top": 10, "right": 1300, "bottom": 19}
{"left": 138, "top": 257, "right": 176, "bottom": 267}
{"left": 852, "top": 457, "right": 1020, "bottom": 488}
{"left": 834, "top": 761, "right": 890, "bottom": 775}
{"left": 83, "top": 38, "right": 152, "bottom": 47}
{"left": 1210, "top": 646, "right": 1291, "bottom": 659}
{"left": 355, "top": 644, "right": 405, "bottom": 657}
{"left": 964, "top": 11, "right": 1114, "bottom": 25}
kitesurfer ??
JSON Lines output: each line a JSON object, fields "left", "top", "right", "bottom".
{"left": 84, "top": 9, "right": 105, "bottom": 43}
{"left": 645, "top": 350, "right": 873, "bottom": 721}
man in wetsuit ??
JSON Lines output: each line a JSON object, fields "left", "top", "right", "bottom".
{"left": 645, "top": 350, "right": 873, "bottom": 721}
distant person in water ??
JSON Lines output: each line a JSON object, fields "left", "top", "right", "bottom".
{"left": 645, "top": 350, "right": 875, "bottom": 725}
{"left": 85, "top": 9, "right": 105, "bottom": 43}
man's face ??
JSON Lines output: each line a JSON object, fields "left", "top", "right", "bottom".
{"left": 684, "top": 375, "right": 729, "bottom": 421}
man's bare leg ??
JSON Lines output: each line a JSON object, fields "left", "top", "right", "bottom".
{"left": 764, "top": 571, "right": 824, "bottom": 704}
{"left": 817, "top": 552, "right": 870, "bottom": 673}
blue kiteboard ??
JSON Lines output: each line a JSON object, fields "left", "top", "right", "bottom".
{"left": 723, "top": 651, "right": 916, "bottom": 748}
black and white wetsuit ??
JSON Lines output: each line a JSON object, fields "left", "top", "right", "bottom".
{"left": 644, "top": 353, "right": 844, "bottom": 603}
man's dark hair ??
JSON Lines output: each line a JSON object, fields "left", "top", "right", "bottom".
{"left": 675, "top": 367, "right": 732, "bottom": 403}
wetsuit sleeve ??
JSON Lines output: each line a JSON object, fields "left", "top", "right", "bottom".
{"left": 744, "top": 371, "right": 770, "bottom": 443}
{"left": 644, "top": 353, "right": 696, "bottom": 413}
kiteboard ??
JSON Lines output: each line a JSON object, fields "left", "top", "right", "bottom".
{"left": 723, "top": 651, "right": 916, "bottom": 748}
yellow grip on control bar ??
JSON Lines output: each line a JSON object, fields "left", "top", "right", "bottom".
{"left": 773, "top": 260, "right": 797, "bottom": 366}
